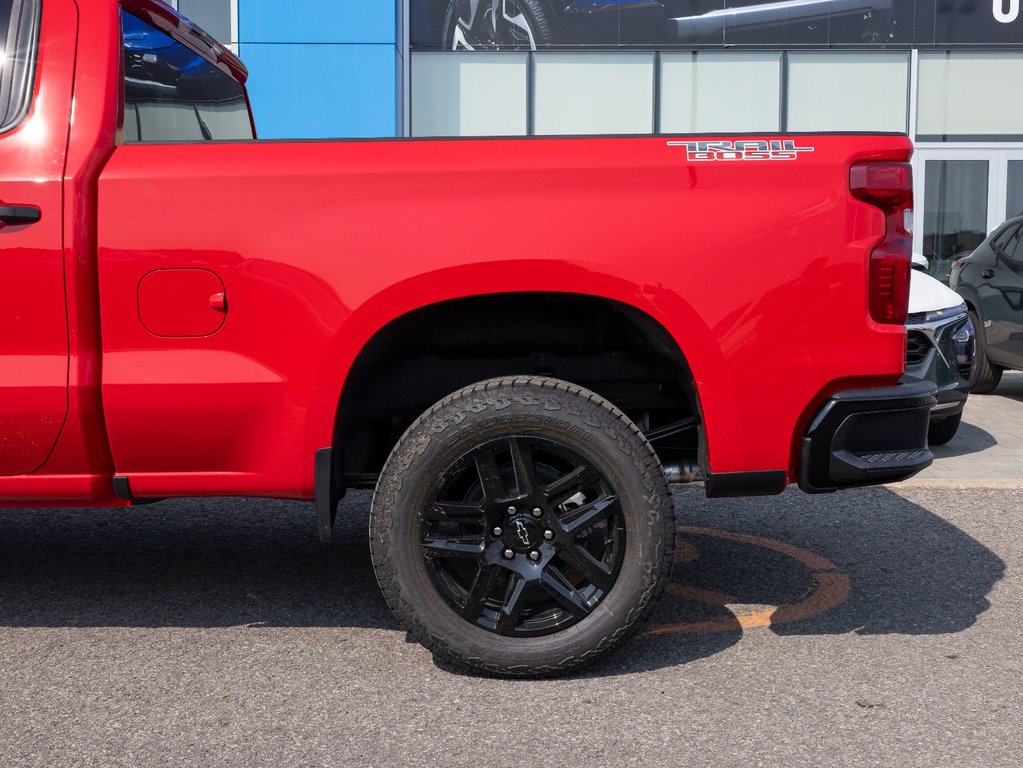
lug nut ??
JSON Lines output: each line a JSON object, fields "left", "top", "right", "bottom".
{"left": 528, "top": 551, "right": 541, "bottom": 562}
{"left": 502, "top": 548, "right": 515, "bottom": 560}
{"left": 543, "top": 529, "right": 555, "bottom": 541}
{"left": 531, "top": 507, "right": 543, "bottom": 518}
{"left": 492, "top": 527, "right": 503, "bottom": 537}
{"left": 507, "top": 506, "right": 517, "bottom": 516}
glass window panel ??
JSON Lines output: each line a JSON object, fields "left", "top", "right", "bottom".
{"left": 178, "top": 0, "right": 232, "bottom": 44}
{"left": 534, "top": 52, "right": 654, "bottom": 136}
{"left": 660, "top": 52, "right": 780, "bottom": 133}
{"left": 1002, "top": 226, "right": 1023, "bottom": 263}
{"left": 1007, "top": 161, "right": 1023, "bottom": 221}
{"left": 918, "top": 53, "right": 1023, "bottom": 139}
{"left": 411, "top": 52, "right": 527, "bottom": 137}
{"left": 136, "top": 101, "right": 205, "bottom": 142}
{"left": 122, "top": 10, "right": 253, "bottom": 142}
{"left": 923, "top": 160, "right": 989, "bottom": 282}
{"left": 0, "top": 0, "right": 40, "bottom": 134}
{"left": 1011, "top": 234, "right": 1023, "bottom": 264}
{"left": 195, "top": 99, "right": 253, "bottom": 140}
{"left": 124, "top": 102, "right": 141, "bottom": 142}
{"left": 788, "top": 52, "right": 908, "bottom": 133}
{"left": 993, "top": 223, "right": 1020, "bottom": 253}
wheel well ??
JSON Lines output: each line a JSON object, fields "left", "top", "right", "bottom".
{"left": 334, "top": 293, "right": 701, "bottom": 488}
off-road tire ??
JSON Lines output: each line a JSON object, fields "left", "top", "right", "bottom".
{"left": 369, "top": 376, "right": 675, "bottom": 677}
{"left": 927, "top": 413, "right": 962, "bottom": 446}
{"left": 969, "top": 311, "right": 1003, "bottom": 394}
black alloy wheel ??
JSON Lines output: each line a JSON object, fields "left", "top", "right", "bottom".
{"left": 421, "top": 435, "right": 625, "bottom": 637}
{"left": 370, "top": 377, "right": 675, "bottom": 677}
{"left": 442, "top": 0, "right": 554, "bottom": 50}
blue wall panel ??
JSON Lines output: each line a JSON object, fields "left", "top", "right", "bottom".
{"left": 241, "top": 0, "right": 396, "bottom": 44}
{"left": 237, "top": 0, "right": 401, "bottom": 139}
{"left": 243, "top": 43, "right": 398, "bottom": 139}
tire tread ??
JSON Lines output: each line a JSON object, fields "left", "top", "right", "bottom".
{"left": 369, "top": 376, "right": 675, "bottom": 678}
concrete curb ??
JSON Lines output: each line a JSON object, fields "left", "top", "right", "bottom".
{"left": 889, "top": 478, "right": 1023, "bottom": 491}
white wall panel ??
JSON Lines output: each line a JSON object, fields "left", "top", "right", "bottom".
{"left": 412, "top": 52, "right": 528, "bottom": 137}
{"left": 661, "top": 52, "right": 781, "bottom": 133}
{"left": 788, "top": 52, "right": 908, "bottom": 133}
{"left": 534, "top": 52, "right": 654, "bottom": 136}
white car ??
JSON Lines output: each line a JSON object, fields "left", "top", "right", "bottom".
{"left": 906, "top": 255, "right": 974, "bottom": 445}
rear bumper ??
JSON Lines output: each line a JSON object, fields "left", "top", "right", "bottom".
{"left": 799, "top": 377, "right": 938, "bottom": 493}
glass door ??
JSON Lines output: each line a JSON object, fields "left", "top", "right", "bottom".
{"left": 915, "top": 147, "right": 1023, "bottom": 283}
{"left": 914, "top": 149, "right": 997, "bottom": 282}
{"left": 998, "top": 152, "right": 1023, "bottom": 222}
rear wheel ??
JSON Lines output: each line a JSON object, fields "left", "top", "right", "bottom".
{"left": 928, "top": 413, "right": 962, "bottom": 446}
{"left": 369, "top": 377, "right": 675, "bottom": 677}
{"left": 968, "top": 311, "right": 1003, "bottom": 394}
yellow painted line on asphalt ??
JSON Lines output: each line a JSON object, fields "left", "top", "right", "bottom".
{"left": 647, "top": 525, "right": 851, "bottom": 636}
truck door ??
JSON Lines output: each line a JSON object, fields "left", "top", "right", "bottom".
{"left": 0, "top": 0, "right": 73, "bottom": 475}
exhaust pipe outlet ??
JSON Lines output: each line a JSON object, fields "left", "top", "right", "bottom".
{"left": 663, "top": 462, "right": 704, "bottom": 484}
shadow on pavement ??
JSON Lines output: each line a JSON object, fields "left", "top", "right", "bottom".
{"left": 931, "top": 419, "right": 997, "bottom": 458}
{"left": 0, "top": 493, "right": 395, "bottom": 630}
{"left": 0, "top": 486, "right": 1005, "bottom": 678}
{"left": 600, "top": 485, "right": 1006, "bottom": 676}
{"left": 983, "top": 371, "right": 1023, "bottom": 403}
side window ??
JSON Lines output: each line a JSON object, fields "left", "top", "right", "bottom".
{"left": 992, "top": 223, "right": 1021, "bottom": 255}
{"left": 997, "top": 224, "right": 1023, "bottom": 261}
{"left": 0, "top": 0, "right": 40, "bottom": 135}
{"left": 1010, "top": 228, "right": 1023, "bottom": 264}
{"left": 122, "top": 10, "right": 253, "bottom": 143}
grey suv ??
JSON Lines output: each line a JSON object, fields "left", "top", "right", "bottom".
{"left": 950, "top": 215, "right": 1023, "bottom": 393}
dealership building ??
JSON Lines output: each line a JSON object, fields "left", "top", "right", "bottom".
{"left": 169, "top": 0, "right": 1021, "bottom": 280}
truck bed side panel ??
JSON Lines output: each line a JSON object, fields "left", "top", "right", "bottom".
{"left": 96, "top": 134, "right": 910, "bottom": 498}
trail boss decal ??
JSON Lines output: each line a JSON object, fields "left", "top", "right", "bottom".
{"left": 668, "top": 140, "right": 815, "bottom": 162}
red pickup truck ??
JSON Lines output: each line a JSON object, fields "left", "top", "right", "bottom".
{"left": 1, "top": 0, "right": 935, "bottom": 676}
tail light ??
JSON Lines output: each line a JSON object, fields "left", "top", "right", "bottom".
{"left": 850, "top": 162, "right": 913, "bottom": 325}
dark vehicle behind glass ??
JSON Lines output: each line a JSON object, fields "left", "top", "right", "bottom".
{"left": 411, "top": 0, "right": 1019, "bottom": 51}
{"left": 950, "top": 216, "right": 1023, "bottom": 393}
{"left": 425, "top": 0, "right": 900, "bottom": 49}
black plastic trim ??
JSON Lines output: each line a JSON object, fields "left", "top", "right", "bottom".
{"left": 112, "top": 475, "right": 132, "bottom": 501}
{"left": 705, "top": 470, "right": 787, "bottom": 498}
{"left": 800, "top": 376, "right": 937, "bottom": 493}
{"left": 930, "top": 400, "right": 966, "bottom": 422}
{"left": 315, "top": 448, "right": 339, "bottom": 544}
{"left": 0, "top": 205, "right": 41, "bottom": 225}
{"left": 343, "top": 473, "right": 379, "bottom": 490}
{"left": 934, "top": 387, "right": 969, "bottom": 409}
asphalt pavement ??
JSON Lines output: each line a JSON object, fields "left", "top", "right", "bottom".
{"left": 906, "top": 371, "right": 1023, "bottom": 488}
{"left": 1, "top": 378, "right": 1022, "bottom": 767}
